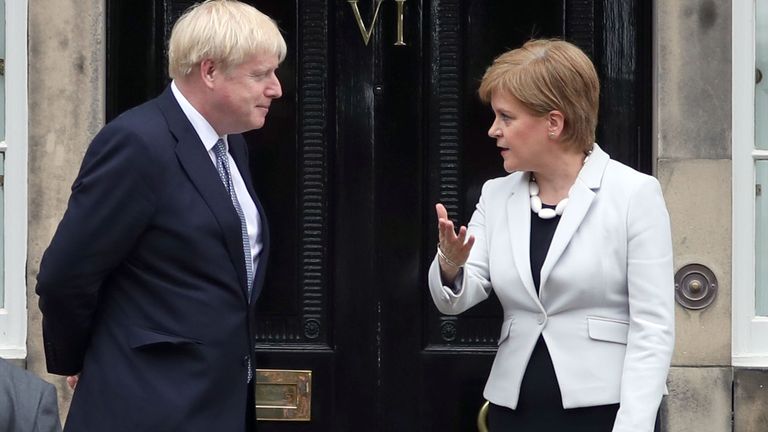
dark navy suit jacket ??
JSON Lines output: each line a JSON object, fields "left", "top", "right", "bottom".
{"left": 36, "top": 87, "right": 270, "bottom": 432}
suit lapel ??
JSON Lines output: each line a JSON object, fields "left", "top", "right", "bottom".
{"left": 539, "top": 144, "right": 609, "bottom": 291}
{"left": 228, "top": 135, "right": 258, "bottom": 204}
{"left": 249, "top": 194, "right": 269, "bottom": 303}
{"left": 228, "top": 135, "right": 270, "bottom": 304}
{"left": 506, "top": 174, "right": 540, "bottom": 305}
{"left": 155, "top": 88, "right": 250, "bottom": 298}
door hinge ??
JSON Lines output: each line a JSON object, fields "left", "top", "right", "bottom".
{"left": 757, "top": 184, "right": 762, "bottom": 197}
{"left": 0, "top": 175, "right": 4, "bottom": 187}
{"left": 0, "top": 59, "right": 4, "bottom": 76}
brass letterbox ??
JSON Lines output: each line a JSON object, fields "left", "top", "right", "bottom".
{"left": 255, "top": 369, "right": 312, "bottom": 421}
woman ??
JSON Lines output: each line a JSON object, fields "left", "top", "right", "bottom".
{"left": 430, "top": 39, "right": 674, "bottom": 432}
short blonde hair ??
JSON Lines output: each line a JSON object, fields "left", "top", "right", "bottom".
{"left": 478, "top": 39, "right": 599, "bottom": 151}
{"left": 168, "top": 0, "right": 287, "bottom": 79}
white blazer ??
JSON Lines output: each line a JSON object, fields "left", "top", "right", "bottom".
{"left": 428, "top": 144, "right": 674, "bottom": 432}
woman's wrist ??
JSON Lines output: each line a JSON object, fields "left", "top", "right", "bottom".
{"left": 437, "top": 244, "right": 463, "bottom": 268}
{"left": 437, "top": 244, "right": 462, "bottom": 285}
{"left": 439, "top": 262, "right": 460, "bottom": 286}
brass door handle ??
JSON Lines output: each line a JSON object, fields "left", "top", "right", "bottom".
{"left": 477, "top": 400, "right": 489, "bottom": 432}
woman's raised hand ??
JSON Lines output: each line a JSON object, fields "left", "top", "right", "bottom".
{"left": 435, "top": 203, "right": 475, "bottom": 277}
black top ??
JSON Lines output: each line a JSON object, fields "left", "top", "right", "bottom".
{"left": 529, "top": 206, "right": 560, "bottom": 294}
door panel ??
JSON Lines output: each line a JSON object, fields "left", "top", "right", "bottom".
{"left": 422, "top": 2, "right": 565, "bottom": 428}
{"left": 106, "top": 1, "right": 650, "bottom": 430}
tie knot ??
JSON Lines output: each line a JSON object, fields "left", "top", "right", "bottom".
{"left": 214, "top": 138, "right": 227, "bottom": 155}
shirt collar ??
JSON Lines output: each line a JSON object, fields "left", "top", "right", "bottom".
{"left": 170, "top": 80, "right": 226, "bottom": 152}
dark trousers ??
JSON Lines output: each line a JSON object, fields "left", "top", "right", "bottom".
{"left": 246, "top": 382, "right": 256, "bottom": 432}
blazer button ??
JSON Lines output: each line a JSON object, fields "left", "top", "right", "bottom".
{"left": 537, "top": 314, "right": 545, "bottom": 325}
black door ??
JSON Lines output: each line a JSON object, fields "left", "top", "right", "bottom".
{"left": 106, "top": 1, "right": 650, "bottom": 430}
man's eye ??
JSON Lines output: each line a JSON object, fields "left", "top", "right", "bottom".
{"left": 251, "top": 72, "right": 269, "bottom": 79}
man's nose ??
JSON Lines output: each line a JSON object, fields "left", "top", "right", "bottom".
{"left": 266, "top": 75, "right": 282, "bottom": 99}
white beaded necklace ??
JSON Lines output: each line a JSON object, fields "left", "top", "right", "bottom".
{"left": 529, "top": 149, "right": 592, "bottom": 220}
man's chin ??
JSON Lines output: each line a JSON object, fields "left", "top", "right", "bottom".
{"left": 249, "top": 117, "right": 267, "bottom": 130}
{"left": 233, "top": 120, "right": 266, "bottom": 133}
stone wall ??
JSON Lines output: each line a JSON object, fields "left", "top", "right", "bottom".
{"left": 26, "top": 0, "right": 105, "bottom": 423}
{"left": 655, "top": 0, "right": 736, "bottom": 430}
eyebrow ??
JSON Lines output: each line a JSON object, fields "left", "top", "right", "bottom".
{"left": 251, "top": 65, "right": 278, "bottom": 74}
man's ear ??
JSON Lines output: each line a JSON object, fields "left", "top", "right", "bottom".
{"left": 199, "top": 59, "right": 217, "bottom": 88}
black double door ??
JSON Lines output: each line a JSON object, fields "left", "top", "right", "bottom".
{"left": 106, "top": 1, "right": 650, "bottom": 430}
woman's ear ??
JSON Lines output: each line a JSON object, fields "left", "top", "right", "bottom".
{"left": 546, "top": 110, "right": 565, "bottom": 139}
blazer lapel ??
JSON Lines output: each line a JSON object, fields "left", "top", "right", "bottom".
{"left": 539, "top": 144, "right": 609, "bottom": 291}
{"left": 156, "top": 88, "right": 250, "bottom": 298}
{"left": 506, "top": 174, "right": 540, "bottom": 305}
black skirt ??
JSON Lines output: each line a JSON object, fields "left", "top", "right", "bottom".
{"left": 487, "top": 336, "right": 620, "bottom": 432}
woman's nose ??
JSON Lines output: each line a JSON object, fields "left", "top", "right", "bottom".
{"left": 488, "top": 121, "right": 499, "bottom": 138}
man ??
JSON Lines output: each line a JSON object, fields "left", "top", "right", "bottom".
{"left": 35, "top": 1, "right": 284, "bottom": 430}
{"left": 0, "top": 359, "right": 62, "bottom": 432}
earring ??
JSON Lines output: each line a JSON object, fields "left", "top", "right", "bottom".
{"left": 548, "top": 131, "right": 555, "bottom": 138}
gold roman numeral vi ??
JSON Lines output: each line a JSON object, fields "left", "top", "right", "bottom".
{"left": 348, "top": 0, "right": 407, "bottom": 47}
